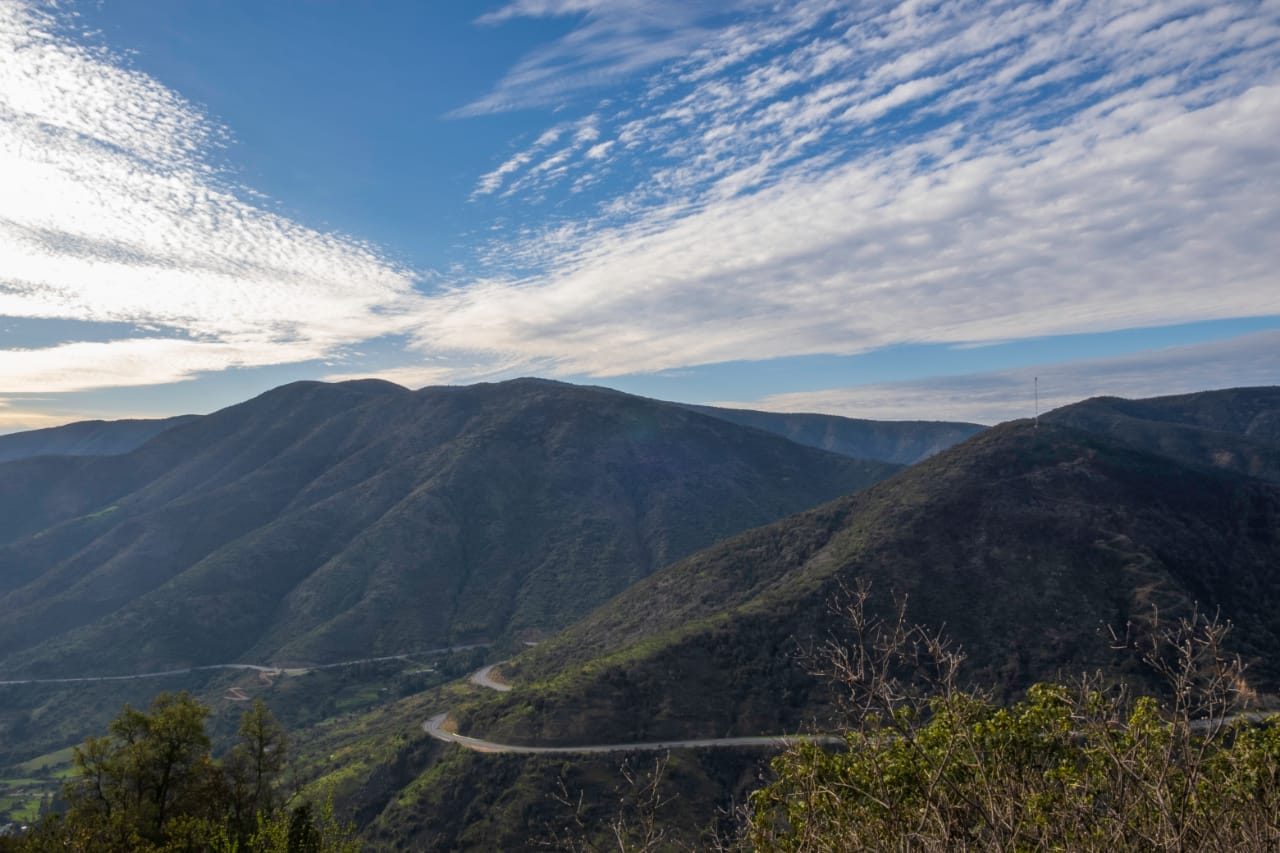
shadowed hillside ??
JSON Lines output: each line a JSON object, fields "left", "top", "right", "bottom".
{"left": 459, "top": 413, "right": 1280, "bottom": 747}
{"left": 318, "top": 388, "right": 1280, "bottom": 850}
{"left": 685, "top": 403, "right": 984, "bottom": 464}
{"left": 0, "top": 415, "right": 200, "bottom": 462}
{"left": 1044, "top": 385, "right": 1280, "bottom": 482}
{"left": 0, "top": 378, "right": 897, "bottom": 677}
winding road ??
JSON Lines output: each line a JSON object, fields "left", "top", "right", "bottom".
{"left": 424, "top": 661, "right": 843, "bottom": 754}
{"left": 424, "top": 662, "right": 1279, "bottom": 755}
{"left": 422, "top": 712, "right": 842, "bottom": 754}
{"left": 468, "top": 663, "right": 512, "bottom": 692}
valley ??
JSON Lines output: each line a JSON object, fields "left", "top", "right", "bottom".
{"left": 1, "top": 381, "right": 1278, "bottom": 849}
{"left": 0, "top": 378, "right": 901, "bottom": 678}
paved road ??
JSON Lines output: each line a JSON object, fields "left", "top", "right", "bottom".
{"left": 422, "top": 712, "right": 842, "bottom": 754}
{"left": 469, "top": 663, "right": 512, "bottom": 692}
{"left": 0, "top": 644, "right": 489, "bottom": 686}
{"left": 424, "top": 706, "right": 1280, "bottom": 757}
{"left": 433, "top": 663, "right": 1280, "bottom": 755}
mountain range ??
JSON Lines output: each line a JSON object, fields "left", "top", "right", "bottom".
{"left": 0, "top": 415, "right": 200, "bottom": 463}
{"left": 450, "top": 387, "right": 1280, "bottom": 749}
{"left": 3, "top": 380, "right": 1277, "bottom": 850}
{"left": 0, "top": 378, "right": 951, "bottom": 677}
{"left": 683, "top": 403, "right": 983, "bottom": 465}
{"left": 306, "top": 385, "right": 1279, "bottom": 850}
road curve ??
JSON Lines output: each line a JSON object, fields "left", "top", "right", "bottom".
{"left": 469, "top": 663, "right": 512, "bottom": 692}
{"left": 431, "top": 663, "right": 1280, "bottom": 755}
{"left": 422, "top": 712, "right": 842, "bottom": 754}
{"left": 423, "top": 708, "right": 1280, "bottom": 756}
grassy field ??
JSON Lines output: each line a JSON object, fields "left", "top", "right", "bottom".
{"left": 0, "top": 745, "right": 76, "bottom": 824}
{"left": 0, "top": 646, "right": 489, "bottom": 828}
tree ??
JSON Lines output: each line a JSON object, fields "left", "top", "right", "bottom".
{"left": 746, "top": 585, "right": 1280, "bottom": 852}
{"left": 225, "top": 700, "right": 290, "bottom": 837}
{"left": 59, "top": 690, "right": 219, "bottom": 848}
{"left": 14, "top": 693, "right": 358, "bottom": 853}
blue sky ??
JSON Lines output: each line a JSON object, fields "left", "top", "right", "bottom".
{"left": 1, "top": 0, "right": 1278, "bottom": 432}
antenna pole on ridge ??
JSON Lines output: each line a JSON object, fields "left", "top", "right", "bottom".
{"left": 1034, "top": 376, "right": 1039, "bottom": 428}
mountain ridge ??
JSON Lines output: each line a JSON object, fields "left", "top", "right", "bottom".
{"left": 455, "top": 389, "right": 1280, "bottom": 747}
{"left": 1044, "top": 385, "right": 1280, "bottom": 482}
{"left": 310, "top": 387, "right": 1280, "bottom": 851}
{"left": 683, "top": 403, "right": 984, "bottom": 464}
{"left": 0, "top": 414, "right": 201, "bottom": 462}
{"left": 0, "top": 378, "right": 898, "bottom": 677}
{"left": 0, "top": 379, "right": 982, "bottom": 467}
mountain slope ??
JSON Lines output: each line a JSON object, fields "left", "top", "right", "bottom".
{"left": 0, "top": 378, "right": 898, "bottom": 676}
{"left": 685, "top": 404, "right": 984, "bottom": 464}
{"left": 0, "top": 415, "right": 200, "bottom": 463}
{"left": 297, "top": 387, "right": 1280, "bottom": 850}
{"left": 1044, "top": 385, "right": 1280, "bottom": 482}
{"left": 458, "top": 413, "right": 1280, "bottom": 746}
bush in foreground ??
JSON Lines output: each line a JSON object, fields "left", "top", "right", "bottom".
{"left": 747, "top": 587, "right": 1280, "bottom": 852}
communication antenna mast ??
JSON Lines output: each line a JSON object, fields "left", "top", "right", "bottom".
{"left": 1034, "top": 376, "right": 1039, "bottom": 428}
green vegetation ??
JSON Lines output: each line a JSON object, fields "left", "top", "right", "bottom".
{"left": 752, "top": 691, "right": 1280, "bottom": 851}
{"left": 0, "top": 648, "right": 487, "bottom": 825}
{"left": 331, "top": 391, "right": 1280, "bottom": 848}
{"left": 1, "top": 693, "right": 358, "bottom": 852}
{"left": 1045, "top": 385, "right": 1280, "bottom": 484}
{"left": 0, "top": 378, "right": 896, "bottom": 678}
{"left": 0, "top": 749, "right": 73, "bottom": 826}
{"left": 747, "top": 590, "right": 1280, "bottom": 852}
{"left": 489, "top": 591, "right": 1280, "bottom": 852}
{"left": 455, "top": 417, "right": 1280, "bottom": 749}
{"left": 3, "top": 384, "right": 1279, "bottom": 849}
{"left": 12, "top": 747, "right": 76, "bottom": 777}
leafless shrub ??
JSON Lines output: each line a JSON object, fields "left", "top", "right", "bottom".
{"left": 749, "top": 583, "right": 1280, "bottom": 852}
{"left": 540, "top": 754, "right": 681, "bottom": 853}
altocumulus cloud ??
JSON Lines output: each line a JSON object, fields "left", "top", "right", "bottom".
{"left": 428, "top": 0, "right": 1280, "bottom": 381}
{"left": 5, "top": 0, "right": 1278, "bottom": 404}
{"left": 0, "top": 0, "right": 426, "bottom": 393}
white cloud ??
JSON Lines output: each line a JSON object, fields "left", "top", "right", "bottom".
{"left": 439, "top": 0, "right": 1280, "bottom": 380}
{"left": 719, "top": 331, "right": 1280, "bottom": 424}
{"left": 0, "top": 338, "right": 328, "bottom": 393}
{"left": 458, "top": 0, "right": 761, "bottom": 117}
{"left": 6, "top": 0, "right": 1279, "bottom": 405}
{"left": 471, "top": 115, "right": 612, "bottom": 199}
{"left": 322, "top": 352, "right": 545, "bottom": 390}
{"left": 319, "top": 364, "right": 461, "bottom": 389}
{"left": 473, "top": 150, "right": 536, "bottom": 198}
{"left": 0, "top": 398, "right": 70, "bottom": 434}
{"left": 0, "top": 0, "right": 427, "bottom": 393}
{"left": 420, "top": 83, "right": 1280, "bottom": 375}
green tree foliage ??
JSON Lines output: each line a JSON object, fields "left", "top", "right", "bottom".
{"left": 48, "top": 691, "right": 219, "bottom": 849}
{"left": 225, "top": 699, "right": 289, "bottom": 838}
{"left": 746, "top": 587, "right": 1280, "bottom": 852}
{"left": 6, "top": 693, "right": 357, "bottom": 853}
{"left": 751, "top": 688, "right": 1280, "bottom": 851}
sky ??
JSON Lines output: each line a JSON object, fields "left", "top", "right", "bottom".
{"left": 1, "top": 0, "right": 1278, "bottom": 433}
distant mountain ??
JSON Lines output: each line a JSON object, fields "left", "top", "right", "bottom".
{"left": 459, "top": 397, "right": 1280, "bottom": 747}
{"left": 685, "top": 404, "right": 983, "bottom": 464}
{"left": 0, "top": 378, "right": 898, "bottom": 677}
{"left": 0, "top": 415, "right": 200, "bottom": 462}
{"left": 1044, "top": 386, "right": 1280, "bottom": 482}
